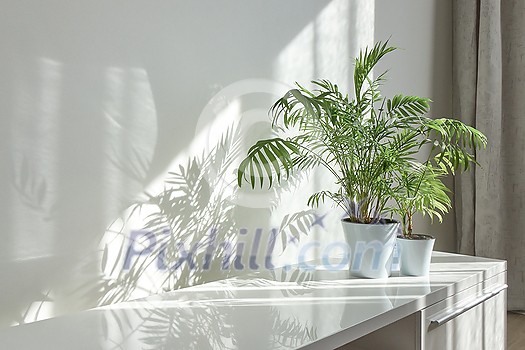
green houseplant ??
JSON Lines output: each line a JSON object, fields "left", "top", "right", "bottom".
{"left": 237, "top": 41, "right": 486, "bottom": 278}
{"left": 389, "top": 117, "right": 485, "bottom": 276}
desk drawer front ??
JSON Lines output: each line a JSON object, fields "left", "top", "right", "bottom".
{"left": 421, "top": 272, "right": 507, "bottom": 350}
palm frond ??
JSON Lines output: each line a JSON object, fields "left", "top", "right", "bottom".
{"left": 387, "top": 95, "right": 431, "bottom": 117}
{"left": 354, "top": 41, "right": 396, "bottom": 102}
{"left": 237, "top": 138, "right": 300, "bottom": 189}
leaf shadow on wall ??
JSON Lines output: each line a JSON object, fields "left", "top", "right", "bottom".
{"left": 0, "top": 0, "right": 334, "bottom": 326}
{"left": 75, "top": 124, "right": 318, "bottom": 309}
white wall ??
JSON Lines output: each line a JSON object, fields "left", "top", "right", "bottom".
{"left": 375, "top": 0, "right": 455, "bottom": 251}
{"left": 0, "top": 0, "right": 453, "bottom": 327}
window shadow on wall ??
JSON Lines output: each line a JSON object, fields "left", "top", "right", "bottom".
{"left": 0, "top": 0, "right": 357, "bottom": 326}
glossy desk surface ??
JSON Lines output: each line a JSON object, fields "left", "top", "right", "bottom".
{"left": 0, "top": 252, "right": 506, "bottom": 350}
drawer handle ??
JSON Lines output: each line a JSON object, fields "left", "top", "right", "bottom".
{"left": 429, "top": 284, "right": 508, "bottom": 327}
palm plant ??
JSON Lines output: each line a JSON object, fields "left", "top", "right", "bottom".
{"left": 237, "top": 41, "right": 486, "bottom": 232}
{"left": 388, "top": 117, "right": 486, "bottom": 237}
{"left": 392, "top": 164, "right": 450, "bottom": 238}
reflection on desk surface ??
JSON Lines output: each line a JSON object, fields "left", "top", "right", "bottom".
{"left": 0, "top": 252, "right": 506, "bottom": 350}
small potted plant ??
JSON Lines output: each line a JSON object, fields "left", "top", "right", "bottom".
{"left": 389, "top": 117, "right": 486, "bottom": 276}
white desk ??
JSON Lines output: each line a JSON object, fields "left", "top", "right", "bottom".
{"left": 0, "top": 252, "right": 507, "bottom": 349}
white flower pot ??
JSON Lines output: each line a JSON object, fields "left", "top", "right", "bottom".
{"left": 396, "top": 234, "right": 435, "bottom": 276}
{"left": 341, "top": 219, "right": 400, "bottom": 279}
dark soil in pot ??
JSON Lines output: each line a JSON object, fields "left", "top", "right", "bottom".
{"left": 397, "top": 234, "right": 435, "bottom": 240}
{"left": 342, "top": 218, "right": 399, "bottom": 225}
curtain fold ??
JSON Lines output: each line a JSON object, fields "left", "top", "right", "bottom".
{"left": 453, "top": 0, "right": 525, "bottom": 309}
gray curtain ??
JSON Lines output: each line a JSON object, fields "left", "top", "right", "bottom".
{"left": 453, "top": 0, "right": 525, "bottom": 310}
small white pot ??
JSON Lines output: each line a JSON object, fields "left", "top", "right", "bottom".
{"left": 396, "top": 234, "right": 435, "bottom": 276}
{"left": 341, "top": 219, "right": 400, "bottom": 279}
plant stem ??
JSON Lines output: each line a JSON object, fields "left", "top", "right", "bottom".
{"left": 404, "top": 141, "right": 436, "bottom": 235}
{"left": 407, "top": 212, "right": 413, "bottom": 237}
